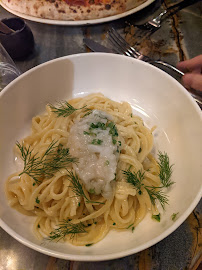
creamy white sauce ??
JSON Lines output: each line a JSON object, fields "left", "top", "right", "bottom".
{"left": 68, "top": 110, "right": 121, "bottom": 198}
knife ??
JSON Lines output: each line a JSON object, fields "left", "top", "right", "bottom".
{"left": 83, "top": 38, "right": 114, "bottom": 54}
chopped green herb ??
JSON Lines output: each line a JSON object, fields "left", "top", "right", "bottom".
{"left": 112, "top": 139, "right": 117, "bottom": 145}
{"left": 105, "top": 160, "right": 110, "bottom": 166}
{"left": 87, "top": 224, "right": 92, "bottom": 227}
{"left": 113, "top": 222, "right": 116, "bottom": 225}
{"left": 94, "top": 221, "right": 97, "bottom": 225}
{"left": 90, "top": 123, "right": 96, "bottom": 129}
{"left": 33, "top": 183, "right": 36, "bottom": 186}
{"left": 138, "top": 147, "right": 142, "bottom": 153}
{"left": 132, "top": 226, "right": 135, "bottom": 232}
{"left": 97, "top": 139, "right": 103, "bottom": 145}
{"left": 118, "top": 141, "right": 121, "bottom": 146}
{"left": 107, "top": 122, "right": 114, "bottom": 129}
{"left": 171, "top": 212, "right": 179, "bottom": 221}
{"left": 131, "top": 113, "right": 133, "bottom": 117}
{"left": 127, "top": 224, "right": 133, "bottom": 229}
{"left": 152, "top": 214, "right": 161, "bottom": 222}
{"left": 78, "top": 202, "right": 81, "bottom": 207}
{"left": 37, "top": 224, "right": 40, "bottom": 228}
{"left": 83, "top": 131, "right": 96, "bottom": 136}
{"left": 35, "top": 197, "right": 40, "bottom": 204}
{"left": 86, "top": 243, "right": 93, "bottom": 247}
{"left": 89, "top": 188, "right": 95, "bottom": 194}
{"left": 91, "top": 139, "right": 103, "bottom": 145}
{"left": 90, "top": 122, "right": 106, "bottom": 130}
{"left": 107, "top": 122, "right": 118, "bottom": 137}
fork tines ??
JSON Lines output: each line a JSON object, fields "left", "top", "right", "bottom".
{"left": 108, "top": 28, "right": 140, "bottom": 59}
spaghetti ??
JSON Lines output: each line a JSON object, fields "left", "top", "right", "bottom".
{"left": 5, "top": 93, "right": 169, "bottom": 246}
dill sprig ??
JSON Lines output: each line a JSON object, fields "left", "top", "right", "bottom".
{"left": 126, "top": 223, "right": 134, "bottom": 229}
{"left": 17, "top": 141, "right": 55, "bottom": 183}
{"left": 145, "top": 186, "right": 169, "bottom": 210}
{"left": 17, "top": 141, "right": 77, "bottom": 183}
{"left": 122, "top": 169, "right": 145, "bottom": 195}
{"left": 123, "top": 152, "right": 173, "bottom": 211}
{"left": 48, "top": 220, "right": 87, "bottom": 242}
{"left": 171, "top": 212, "right": 179, "bottom": 221}
{"left": 123, "top": 167, "right": 169, "bottom": 210}
{"left": 158, "top": 151, "right": 174, "bottom": 187}
{"left": 43, "top": 144, "right": 78, "bottom": 173}
{"left": 82, "top": 108, "right": 93, "bottom": 117}
{"left": 66, "top": 170, "right": 104, "bottom": 204}
{"left": 49, "top": 101, "right": 87, "bottom": 117}
{"left": 152, "top": 214, "right": 161, "bottom": 222}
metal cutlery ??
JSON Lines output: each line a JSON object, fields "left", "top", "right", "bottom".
{"left": 135, "top": 0, "right": 201, "bottom": 32}
{"left": 107, "top": 28, "right": 202, "bottom": 106}
{"left": 83, "top": 38, "right": 114, "bottom": 54}
{"left": 83, "top": 36, "right": 202, "bottom": 107}
{"left": 84, "top": 35, "right": 184, "bottom": 76}
{"left": 108, "top": 28, "right": 184, "bottom": 77}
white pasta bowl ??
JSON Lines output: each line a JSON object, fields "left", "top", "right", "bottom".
{"left": 0, "top": 53, "right": 201, "bottom": 261}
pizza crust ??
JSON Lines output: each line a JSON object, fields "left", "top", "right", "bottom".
{"left": 1, "top": 0, "right": 147, "bottom": 20}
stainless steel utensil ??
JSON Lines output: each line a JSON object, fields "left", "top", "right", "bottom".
{"left": 83, "top": 38, "right": 114, "bottom": 53}
{"left": 108, "top": 28, "right": 184, "bottom": 77}
{"left": 107, "top": 28, "right": 202, "bottom": 107}
{"left": 136, "top": 0, "right": 201, "bottom": 31}
{"left": 83, "top": 36, "right": 202, "bottom": 107}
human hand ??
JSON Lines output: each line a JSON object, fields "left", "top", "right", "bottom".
{"left": 177, "top": 55, "right": 202, "bottom": 92}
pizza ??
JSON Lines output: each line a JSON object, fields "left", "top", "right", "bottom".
{"left": 1, "top": 0, "right": 147, "bottom": 21}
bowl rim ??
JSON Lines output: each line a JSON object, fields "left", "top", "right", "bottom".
{"left": 0, "top": 53, "right": 201, "bottom": 261}
{"left": 0, "top": 52, "right": 201, "bottom": 114}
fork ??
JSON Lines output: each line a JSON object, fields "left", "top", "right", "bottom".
{"left": 107, "top": 28, "right": 202, "bottom": 106}
{"left": 135, "top": 0, "right": 201, "bottom": 31}
{"left": 108, "top": 28, "right": 184, "bottom": 76}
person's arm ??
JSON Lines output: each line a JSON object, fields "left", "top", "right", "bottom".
{"left": 177, "top": 55, "right": 202, "bottom": 92}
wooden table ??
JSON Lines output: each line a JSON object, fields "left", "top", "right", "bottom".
{"left": 0, "top": 0, "right": 201, "bottom": 269}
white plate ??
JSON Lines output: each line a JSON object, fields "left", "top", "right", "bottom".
{"left": 1, "top": 0, "right": 154, "bottom": 25}
{"left": 0, "top": 53, "right": 201, "bottom": 261}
